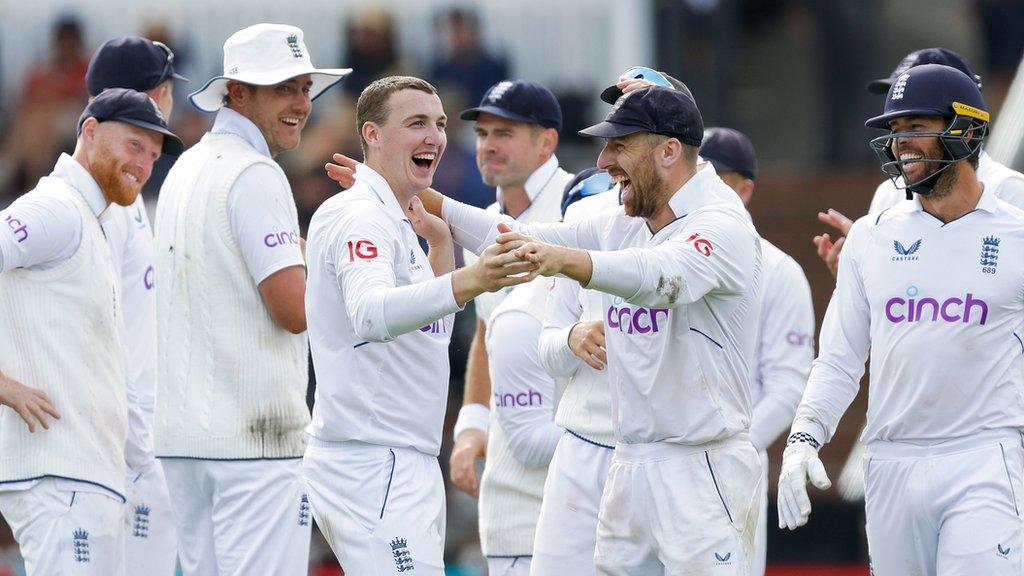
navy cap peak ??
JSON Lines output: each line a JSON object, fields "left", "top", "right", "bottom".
{"left": 459, "top": 79, "right": 562, "bottom": 131}
{"left": 78, "top": 88, "right": 184, "bottom": 155}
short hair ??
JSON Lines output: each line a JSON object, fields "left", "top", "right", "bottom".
{"left": 356, "top": 76, "right": 438, "bottom": 156}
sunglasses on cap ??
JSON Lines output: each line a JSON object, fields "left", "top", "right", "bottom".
{"left": 619, "top": 66, "right": 673, "bottom": 88}
{"left": 154, "top": 41, "right": 176, "bottom": 85}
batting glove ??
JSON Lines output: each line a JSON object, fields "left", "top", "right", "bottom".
{"left": 777, "top": 432, "right": 831, "bottom": 530}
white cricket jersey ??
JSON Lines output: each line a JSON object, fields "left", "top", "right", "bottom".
{"left": 538, "top": 189, "right": 620, "bottom": 447}
{"left": 103, "top": 196, "right": 158, "bottom": 472}
{"left": 305, "top": 164, "right": 462, "bottom": 456}
{"left": 465, "top": 154, "right": 572, "bottom": 326}
{"left": 793, "top": 187, "right": 1024, "bottom": 446}
{"left": 868, "top": 151, "right": 1024, "bottom": 214}
{"left": 445, "top": 162, "right": 762, "bottom": 445}
{"left": 748, "top": 238, "right": 815, "bottom": 450}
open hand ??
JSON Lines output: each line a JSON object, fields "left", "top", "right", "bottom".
{"left": 0, "top": 373, "right": 60, "bottom": 433}
{"left": 407, "top": 196, "right": 451, "bottom": 248}
{"left": 325, "top": 152, "right": 359, "bottom": 189}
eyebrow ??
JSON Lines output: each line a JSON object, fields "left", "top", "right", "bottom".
{"left": 403, "top": 113, "right": 447, "bottom": 123}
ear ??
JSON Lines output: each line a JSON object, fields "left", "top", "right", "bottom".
{"left": 80, "top": 117, "right": 99, "bottom": 145}
{"left": 540, "top": 127, "right": 559, "bottom": 156}
{"left": 362, "top": 121, "right": 381, "bottom": 150}
{"left": 660, "top": 138, "right": 682, "bottom": 167}
{"left": 738, "top": 179, "right": 755, "bottom": 205}
{"left": 225, "top": 81, "right": 248, "bottom": 108}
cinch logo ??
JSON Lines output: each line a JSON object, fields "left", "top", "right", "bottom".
{"left": 884, "top": 285, "right": 988, "bottom": 325}
{"left": 494, "top": 389, "right": 542, "bottom": 408}
{"left": 3, "top": 213, "right": 28, "bottom": 243}
{"left": 607, "top": 296, "right": 670, "bottom": 334}
{"left": 264, "top": 229, "right": 300, "bottom": 248}
{"left": 144, "top": 265, "right": 155, "bottom": 290}
{"left": 786, "top": 331, "right": 814, "bottom": 348}
{"left": 419, "top": 319, "right": 446, "bottom": 334}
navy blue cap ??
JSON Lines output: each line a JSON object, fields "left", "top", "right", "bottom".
{"left": 866, "top": 64, "right": 989, "bottom": 130}
{"left": 867, "top": 48, "right": 980, "bottom": 95}
{"left": 579, "top": 86, "right": 703, "bottom": 147}
{"left": 87, "top": 36, "right": 188, "bottom": 96}
{"left": 78, "top": 88, "right": 184, "bottom": 155}
{"left": 600, "top": 66, "right": 694, "bottom": 104}
{"left": 561, "top": 167, "right": 614, "bottom": 216}
{"left": 460, "top": 80, "right": 562, "bottom": 131}
{"left": 700, "top": 127, "right": 757, "bottom": 180}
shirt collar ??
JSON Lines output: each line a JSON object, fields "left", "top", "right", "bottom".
{"left": 211, "top": 107, "right": 272, "bottom": 158}
{"left": 908, "top": 181, "right": 999, "bottom": 214}
{"left": 51, "top": 153, "right": 108, "bottom": 218}
{"left": 667, "top": 161, "right": 743, "bottom": 219}
{"left": 355, "top": 163, "right": 407, "bottom": 219}
{"left": 496, "top": 154, "right": 560, "bottom": 206}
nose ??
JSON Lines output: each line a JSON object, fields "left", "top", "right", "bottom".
{"left": 425, "top": 122, "right": 445, "bottom": 148}
{"left": 294, "top": 90, "right": 312, "bottom": 115}
{"left": 596, "top": 142, "right": 615, "bottom": 170}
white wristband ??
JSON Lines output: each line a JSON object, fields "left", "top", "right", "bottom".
{"left": 453, "top": 403, "right": 490, "bottom": 439}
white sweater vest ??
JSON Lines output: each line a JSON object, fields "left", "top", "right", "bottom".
{"left": 479, "top": 279, "right": 552, "bottom": 556}
{"left": 154, "top": 132, "right": 309, "bottom": 459}
{"left": 0, "top": 180, "right": 126, "bottom": 496}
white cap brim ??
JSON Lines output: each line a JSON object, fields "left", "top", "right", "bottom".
{"left": 188, "top": 67, "right": 352, "bottom": 113}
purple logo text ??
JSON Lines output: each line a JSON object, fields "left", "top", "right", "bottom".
{"left": 3, "top": 213, "right": 27, "bottom": 243}
{"left": 885, "top": 286, "right": 988, "bottom": 325}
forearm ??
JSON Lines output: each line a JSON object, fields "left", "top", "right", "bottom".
{"left": 441, "top": 196, "right": 513, "bottom": 253}
{"left": 350, "top": 274, "right": 462, "bottom": 342}
{"left": 790, "top": 360, "right": 862, "bottom": 445}
{"left": 463, "top": 320, "right": 493, "bottom": 407}
{"left": 426, "top": 240, "right": 455, "bottom": 277}
{"left": 538, "top": 324, "right": 581, "bottom": 377}
{"left": 502, "top": 415, "right": 563, "bottom": 468}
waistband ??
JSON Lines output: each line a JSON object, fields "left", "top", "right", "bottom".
{"left": 613, "top": 432, "right": 751, "bottom": 463}
{"left": 306, "top": 437, "right": 431, "bottom": 457}
{"left": 865, "top": 429, "right": 1024, "bottom": 459}
{"left": 566, "top": 429, "right": 615, "bottom": 450}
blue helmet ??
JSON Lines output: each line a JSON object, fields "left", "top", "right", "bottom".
{"left": 865, "top": 64, "right": 989, "bottom": 196}
{"left": 560, "top": 167, "right": 615, "bottom": 218}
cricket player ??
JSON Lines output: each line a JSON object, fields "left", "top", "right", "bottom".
{"left": 449, "top": 79, "right": 572, "bottom": 501}
{"left": 700, "top": 127, "right": 815, "bottom": 576}
{"left": 86, "top": 36, "right": 187, "bottom": 574}
{"left": 302, "top": 76, "right": 538, "bottom": 575}
{"left": 531, "top": 169, "right": 619, "bottom": 576}
{"left": 428, "top": 86, "right": 764, "bottom": 575}
{"left": 0, "top": 88, "right": 182, "bottom": 575}
{"left": 779, "top": 64, "right": 1024, "bottom": 576}
{"left": 815, "top": 47, "right": 1024, "bottom": 277}
{"left": 153, "top": 24, "right": 349, "bottom": 575}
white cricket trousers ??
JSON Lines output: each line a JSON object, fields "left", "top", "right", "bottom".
{"left": 752, "top": 450, "right": 768, "bottom": 576}
{"left": 487, "top": 555, "right": 531, "bottom": 575}
{"left": 161, "top": 458, "right": 311, "bottom": 576}
{"left": 864, "top": 430, "right": 1024, "bottom": 576}
{"left": 303, "top": 439, "right": 446, "bottom": 575}
{"left": 531, "top": 431, "right": 615, "bottom": 576}
{"left": 0, "top": 478, "right": 125, "bottom": 576}
{"left": 594, "top": 435, "right": 761, "bottom": 576}
{"left": 124, "top": 461, "right": 177, "bottom": 576}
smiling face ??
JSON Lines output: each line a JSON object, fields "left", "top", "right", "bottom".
{"left": 363, "top": 88, "right": 447, "bottom": 196}
{"left": 227, "top": 75, "right": 312, "bottom": 157}
{"left": 597, "top": 132, "right": 668, "bottom": 219}
{"left": 83, "top": 119, "right": 163, "bottom": 206}
{"left": 888, "top": 115, "right": 950, "bottom": 185}
{"left": 474, "top": 114, "right": 553, "bottom": 188}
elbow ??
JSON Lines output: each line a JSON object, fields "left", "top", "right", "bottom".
{"left": 270, "top": 309, "right": 307, "bottom": 334}
{"left": 351, "top": 315, "right": 391, "bottom": 343}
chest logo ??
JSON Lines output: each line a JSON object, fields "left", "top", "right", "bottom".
{"left": 892, "top": 239, "right": 921, "bottom": 261}
{"left": 981, "top": 235, "right": 999, "bottom": 274}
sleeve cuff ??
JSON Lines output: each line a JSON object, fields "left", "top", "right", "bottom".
{"left": 789, "top": 419, "right": 828, "bottom": 448}
{"left": 454, "top": 403, "right": 490, "bottom": 438}
{"left": 586, "top": 250, "right": 643, "bottom": 300}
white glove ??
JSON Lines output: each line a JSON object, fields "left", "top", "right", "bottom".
{"left": 777, "top": 433, "right": 832, "bottom": 530}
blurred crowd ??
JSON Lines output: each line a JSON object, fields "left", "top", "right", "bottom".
{"left": 0, "top": 2, "right": 1022, "bottom": 575}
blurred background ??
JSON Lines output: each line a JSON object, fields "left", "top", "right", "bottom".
{"left": 1, "top": 0, "right": 1023, "bottom": 574}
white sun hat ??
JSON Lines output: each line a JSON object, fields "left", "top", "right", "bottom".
{"left": 188, "top": 23, "right": 352, "bottom": 113}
